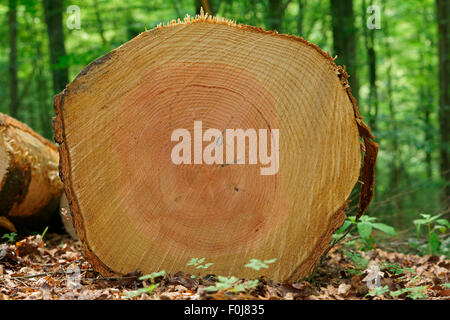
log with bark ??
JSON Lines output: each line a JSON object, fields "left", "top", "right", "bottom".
{"left": 53, "top": 13, "right": 378, "bottom": 282}
{"left": 0, "top": 113, "right": 63, "bottom": 233}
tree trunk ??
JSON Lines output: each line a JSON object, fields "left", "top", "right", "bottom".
{"left": 330, "top": 0, "right": 359, "bottom": 104}
{"left": 436, "top": 0, "right": 449, "bottom": 206}
{"left": 297, "top": 0, "right": 304, "bottom": 36}
{"left": 0, "top": 113, "right": 63, "bottom": 233}
{"left": 361, "top": 0, "right": 377, "bottom": 131}
{"left": 93, "top": 0, "right": 107, "bottom": 46}
{"left": 195, "top": 0, "right": 214, "bottom": 15}
{"left": 382, "top": 5, "right": 402, "bottom": 228}
{"left": 266, "top": 0, "right": 287, "bottom": 31}
{"left": 53, "top": 16, "right": 377, "bottom": 281}
{"left": 8, "top": 0, "right": 19, "bottom": 118}
{"left": 43, "top": 0, "right": 69, "bottom": 94}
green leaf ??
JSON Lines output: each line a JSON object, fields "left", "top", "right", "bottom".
{"left": 429, "top": 231, "right": 440, "bottom": 254}
{"left": 434, "top": 225, "right": 447, "bottom": 233}
{"left": 437, "top": 219, "right": 450, "bottom": 228}
{"left": 336, "top": 220, "right": 352, "bottom": 234}
{"left": 263, "top": 258, "right": 277, "bottom": 264}
{"left": 366, "top": 285, "right": 390, "bottom": 297}
{"left": 124, "top": 283, "right": 160, "bottom": 299}
{"left": 196, "top": 262, "right": 213, "bottom": 269}
{"left": 372, "top": 223, "right": 397, "bottom": 236}
{"left": 138, "top": 270, "right": 166, "bottom": 281}
{"left": 357, "top": 222, "right": 373, "bottom": 239}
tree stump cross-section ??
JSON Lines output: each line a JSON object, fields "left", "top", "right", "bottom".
{"left": 53, "top": 13, "right": 378, "bottom": 282}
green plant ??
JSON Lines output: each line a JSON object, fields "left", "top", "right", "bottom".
{"left": 123, "top": 283, "right": 160, "bottom": 299}
{"left": 138, "top": 270, "right": 166, "bottom": 281}
{"left": 187, "top": 257, "right": 214, "bottom": 269}
{"left": 412, "top": 214, "right": 449, "bottom": 256}
{"left": 334, "top": 215, "right": 397, "bottom": 251}
{"left": 382, "top": 262, "right": 415, "bottom": 275}
{"left": 244, "top": 258, "right": 276, "bottom": 271}
{"left": 123, "top": 270, "right": 166, "bottom": 299}
{"left": 390, "top": 286, "right": 428, "bottom": 300}
{"left": 1, "top": 232, "right": 17, "bottom": 243}
{"left": 41, "top": 226, "right": 49, "bottom": 240}
{"left": 204, "top": 276, "right": 260, "bottom": 293}
{"left": 366, "top": 285, "right": 390, "bottom": 297}
{"left": 344, "top": 250, "right": 369, "bottom": 275}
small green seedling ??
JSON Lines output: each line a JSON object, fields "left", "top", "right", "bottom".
{"left": 245, "top": 258, "right": 276, "bottom": 271}
{"left": 366, "top": 285, "right": 390, "bottom": 297}
{"left": 1, "top": 232, "right": 17, "bottom": 244}
{"left": 123, "top": 270, "right": 166, "bottom": 299}
{"left": 413, "top": 213, "right": 449, "bottom": 256}
{"left": 138, "top": 270, "right": 166, "bottom": 282}
{"left": 187, "top": 257, "right": 214, "bottom": 269}
{"left": 383, "top": 262, "right": 415, "bottom": 275}
{"left": 41, "top": 226, "right": 49, "bottom": 240}
{"left": 123, "top": 283, "right": 160, "bottom": 299}
{"left": 204, "top": 276, "right": 259, "bottom": 293}
{"left": 390, "top": 286, "right": 428, "bottom": 300}
{"left": 335, "top": 215, "right": 397, "bottom": 251}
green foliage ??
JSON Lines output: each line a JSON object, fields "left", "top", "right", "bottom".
{"left": 187, "top": 257, "right": 214, "bottom": 269}
{"left": 335, "top": 215, "right": 397, "bottom": 251}
{"left": 390, "top": 286, "right": 428, "bottom": 300}
{"left": 138, "top": 270, "right": 166, "bottom": 282}
{"left": 123, "top": 283, "right": 160, "bottom": 299}
{"left": 412, "top": 214, "right": 449, "bottom": 255}
{"left": 244, "top": 258, "right": 277, "bottom": 271}
{"left": 367, "top": 285, "right": 428, "bottom": 299}
{"left": 366, "top": 285, "right": 390, "bottom": 297}
{"left": 344, "top": 250, "right": 369, "bottom": 274}
{"left": 1, "top": 232, "right": 17, "bottom": 244}
{"left": 382, "top": 262, "right": 415, "bottom": 275}
{"left": 204, "top": 276, "right": 260, "bottom": 293}
{"left": 40, "top": 226, "right": 49, "bottom": 240}
{"left": 123, "top": 270, "right": 166, "bottom": 299}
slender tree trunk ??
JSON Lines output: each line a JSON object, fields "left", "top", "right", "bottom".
{"left": 383, "top": 3, "right": 402, "bottom": 228}
{"left": 8, "top": 0, "right": 19, "bottom": 118}
{"left": 297, "top": 0, "right": 305, "bottom": 36}
{"left": 436, "top": 0, "right": 449, "bottom": 206}
{"left": 93, "top": 0, "right": 107, "bottom": 46}
{"left": 362, "top": 0, "right": 377, "bottom": 131}
{"left": 195, "top": 0, "right": 214, "bottom": 15}
{"left": 425, "top": 88, "right": 433, "bottom": 179}
{"left": 267, "top": 0, "right": 290, "bottom": 32}
{"left": 171, "top": 0, "right": 183, "bottom": 17}
{"left": 330, "top": 0, "right": 359, "bottom": 103}
{"left": 43, "top": 0, "right": 69, "bottom": 94}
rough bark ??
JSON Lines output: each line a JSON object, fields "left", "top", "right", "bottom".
{"left": 0, "top": 113, "right": 63, "bottom": 233}
{"left": 53, "top": 14, "right": 377, "bottom": 282}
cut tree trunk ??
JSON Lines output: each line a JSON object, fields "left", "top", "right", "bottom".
{"left": 0, "top": 113, "right": 63, "bottom": 233}
{"left": 53, "top": 14, "right": 378, "bottom": 282}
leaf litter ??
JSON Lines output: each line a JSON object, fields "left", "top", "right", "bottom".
{"left": 0, "top": 234, "right": 448, "bottom": 300}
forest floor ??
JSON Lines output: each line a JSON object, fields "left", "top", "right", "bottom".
{"left": 0, "top": 233, "right": 449, "bottom": 300}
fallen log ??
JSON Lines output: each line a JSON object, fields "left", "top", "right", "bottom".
{"left": 53, "top": 13, "right": 378, "bottom": 281}
{"left": 0, "top": 113, "right": 63, "bottom": 233}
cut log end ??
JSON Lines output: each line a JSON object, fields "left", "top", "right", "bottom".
{"left": 54, "top": 16, "right": 377, "bottom": 282}
{"left": 0, "top": 113, "right": 63, "bottom": 232}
